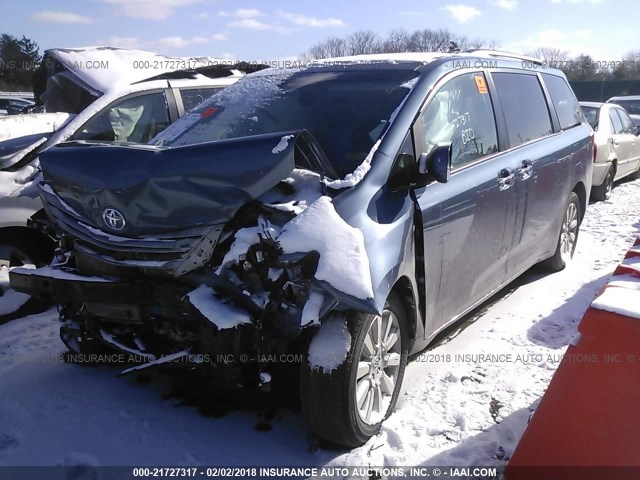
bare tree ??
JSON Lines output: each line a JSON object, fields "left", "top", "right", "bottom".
{"left": 464, "top": 38, "right": 500, "bottom": 50}
{"left": 306, "top": 36, "right": 349, "bottom": 59}
{"left": 409, "top": 29, "right": 455, "bottom": 52}
{"left": 303, "top": 28, "right": 500, "bottom": 59}
{"left": 381, "top": 28, "right": 411, "bottom": 53}
{"left": 525, "top": 47, "right": 570, "bottom": 66}
{"left": 347, "top": 30, "right": 381, "bottom": 55}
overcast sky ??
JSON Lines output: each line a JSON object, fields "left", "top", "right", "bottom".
{"left": 1, "top": 0, "right": 635, "bottom": 61}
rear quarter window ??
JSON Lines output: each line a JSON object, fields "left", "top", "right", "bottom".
{"left": 180, "top": 87, "right": 223, "bottom": 113}
{"left": 492, "top": 72, "right": 553, "bottom": 148}
{"left": 609, "top": 109, "right": 624, "bottom": 134}
{"left": 543, "top": 74, "right": 583, "bottom": 129}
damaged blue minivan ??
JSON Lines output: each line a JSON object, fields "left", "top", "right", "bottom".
{"left": 10, "top": 52, "right": 593, "bottom": 447}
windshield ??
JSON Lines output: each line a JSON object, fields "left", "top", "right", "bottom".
{"left": 580, "top": 105, "right": 600, "bottom": 129}
{"left": 609, "top": 100, "right": 640, "bottom": 116}
{"left": 154, "top": 68, "right": 419, "bottom": 177}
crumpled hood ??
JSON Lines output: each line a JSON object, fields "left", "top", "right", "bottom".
{"left": 38, "top": 131, "right": 310, "bottom": 236}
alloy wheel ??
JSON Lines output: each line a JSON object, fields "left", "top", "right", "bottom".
{"left": 559, "top": 202, "right": 578, "bottom": 265}
{"left": 354, "top": 309, "right": 402, "bottom": 425}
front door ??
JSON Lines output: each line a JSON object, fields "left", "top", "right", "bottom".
{"left": 414, "top": 71, "right": 516, "bottom": 330}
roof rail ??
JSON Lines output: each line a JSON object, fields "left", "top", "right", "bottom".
{"left": 462, "top": 49, "right": 545, "bottom": 65}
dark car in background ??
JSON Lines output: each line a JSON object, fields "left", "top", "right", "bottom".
{"left": 10, "top": 51, "right": 593, "bottom": 447}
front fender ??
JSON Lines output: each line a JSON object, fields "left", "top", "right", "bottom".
{"left": 333, "top": 152, "right": 423, "bottom": 338}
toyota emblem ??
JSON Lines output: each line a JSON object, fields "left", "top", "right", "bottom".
{"left": 102, "top": 208, "right": 126, "bottom": 231}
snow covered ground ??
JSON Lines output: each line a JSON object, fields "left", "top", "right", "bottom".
{"left": 0, "top": 178, "right": 639, "bottom": 474}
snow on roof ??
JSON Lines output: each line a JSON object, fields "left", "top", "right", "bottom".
{"left": 46, "top": 47, "right": 231, "bottom": 95}
{"left": 313, "top": 52, "right": 446, "bottom": 66}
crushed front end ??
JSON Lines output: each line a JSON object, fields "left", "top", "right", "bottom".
{"left": 10, "top": 131, "right": 376, "bottom": 386}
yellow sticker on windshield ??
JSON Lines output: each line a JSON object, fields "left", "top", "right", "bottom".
{"left": 474, "top": 75, "right": 488, "bottom": 94}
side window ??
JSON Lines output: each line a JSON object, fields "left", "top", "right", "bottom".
{"left": 72, "top": 92, "right": 170, "bottom": 143}
{"left": 609, "top": 109, "right": 624, "bottom": 134}
{"left": 418, "top": 73, "right": 498, "bottom": 169}
{"left": 492, "top": 73, "right": 553, "bottom": 148}
{"left": 180, "top": 88, "right": 223, "bottom": 113}
{"left": 616, "top": 109, "right": 636, "bottom": 134}
{"left": 543, "top": 74, "right": 583, "bottom": 130}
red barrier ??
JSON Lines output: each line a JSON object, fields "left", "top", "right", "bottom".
{"left": 505, "top": 237, "right": 640, "bottom": 480}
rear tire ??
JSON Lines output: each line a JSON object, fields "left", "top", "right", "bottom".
{"left": 300, "top": 294, "right": 409, "bottom": 448}
{"left": 591, "top": 167, "right": 614, "bottom": 202}
{"left": 541, "top": 192, "right": 581, "bottom": 272}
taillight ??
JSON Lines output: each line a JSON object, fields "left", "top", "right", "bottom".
{"left": 592, "top": 136, "right": 597, "bottom": 163}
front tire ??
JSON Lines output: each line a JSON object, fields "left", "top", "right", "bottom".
{"left": 541, "top": 192, "right": 581, "bottom": 272}
{"left": 300, "top": 294, "right": 409, "bottom": 448}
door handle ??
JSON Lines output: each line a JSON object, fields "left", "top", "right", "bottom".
{"left": 518, "top": 160, "right": 534, "bottom": 180}
{"left": 497, "top": 168, "right": 515, "bottom": 191}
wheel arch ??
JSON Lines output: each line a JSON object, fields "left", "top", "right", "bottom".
{"left": 572, "top": 181, "right": 587, "bottom": 223}
{"left": 0, "top": 224, "right": 56, "bottom": 264}
{"left": 389, "top": 276, "right": 418, "bottom": 342}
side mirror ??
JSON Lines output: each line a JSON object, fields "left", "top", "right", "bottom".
{"left": 416, "top": 142, "right": 452, "bottom": 185}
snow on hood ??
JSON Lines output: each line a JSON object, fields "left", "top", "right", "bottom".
{"left": 259, "top": 168, "right": 325, "bottom": 215}
{"left": 0, "top": 113, "right": 74, "bottom": 141}
{"left": 278, "top": 196, "right": 374, "bottom": 301}
{"left": 45, "top": 47, "right": 230, "bottom": 96}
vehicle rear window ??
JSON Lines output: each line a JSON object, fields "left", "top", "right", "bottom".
{"left": 543, "top": 74, "right": 583, "bottom": 129}
{"left": 180, "top": 87, "right": 223, "bottom": 112}
{"left": 492, "top": 72, "right": 553, "bottom": 148}
{"left": 580, "top": 105, "right": 599, "bottom": 129}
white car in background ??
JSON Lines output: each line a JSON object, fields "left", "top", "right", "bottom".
{"left": 580, "top": 101, "right": 640, "bottom": 201}
{"left": 0, "top": 46, "right": 245, "bottom": 319}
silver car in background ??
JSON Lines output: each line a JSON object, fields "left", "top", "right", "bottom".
{"left": 580, "top": 101, "right": 640, "bottom": 201}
